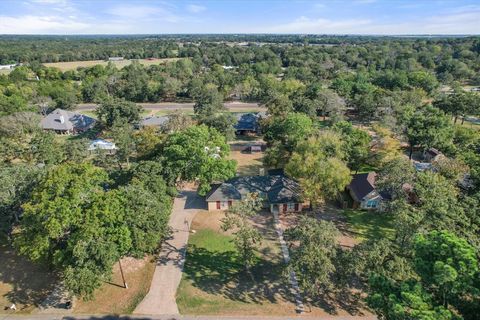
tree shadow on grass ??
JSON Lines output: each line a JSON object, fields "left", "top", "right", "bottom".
{"left": 0, "top": 243, "right": 58, "bottom": 310}
{"left": 183, "top": 245, "right": 293, "bottom": 305}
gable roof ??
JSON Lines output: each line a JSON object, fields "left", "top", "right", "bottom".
{"left": 206, "top": 174, "right": 302, "bottom": 204}
{"left": 40, "top": 109, "right": 95, "bottom": 131}
{"left": 234, "top": 113, "right": 260, "bottom": 131}
{"left": 348, "top": 172, "right": 378, "bottom": 202}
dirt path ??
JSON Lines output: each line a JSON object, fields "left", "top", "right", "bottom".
{"left": 133, "top": 190, "right": 205, "bottom": 315}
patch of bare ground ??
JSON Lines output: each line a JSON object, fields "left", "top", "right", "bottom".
{"left": 228, "top": 150, "right": 264, "bottom": 176}
{"left": 0, "top": 242, "right": 57, "bottom": 314}
{"left": 73, "top": 255, "right": 155, "bottom": 314}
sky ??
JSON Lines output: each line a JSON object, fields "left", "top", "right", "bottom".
{"left": 0, "top": 0, "right": 479, "bottom": 35}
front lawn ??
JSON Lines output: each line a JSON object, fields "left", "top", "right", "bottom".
{"left": 176, "top": 212, "right": 298, "bottom": 316}
{"left": 342, "top": 209, "right": 395, "bottom": 241}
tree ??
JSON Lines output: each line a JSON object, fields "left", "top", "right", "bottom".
{"left": 371, "top": 124, "right": 401, "bottom": 165}
{"left": 284, "top": 217, "right": 340, "bottom": 296}
{"left": 414, "top": 231, "right": 479, "bottom": 309}
{"left": 285, "top": 133, "right": 351, "bottom": 205}
{"left": 314, "top": 88, "right": 346, "bottom": 122}
{"left": 406, "top": 106, "right": 454, "bottom": 159}
{"left": 96, "top": 97, "right": 143, "bottom": 128}
{"left": 263, "top": 113, "right": 313, "bottom": 167}
{"left": 0, "top": 164, "right": 42, "bottom": 233}
{"left": 110, "top": 122, "right": 136, "bottom": 169}
{"left": 163, "top": 110, "right": 193, "bottom": 133}
{"left": 333, "top": 121, "right": 371, "bottom": 172}
{"left": 160, "top": 125, "right": 236, "bottom": 195}
{"left": 221, "top": 193, "right": 263, "bottom": 271}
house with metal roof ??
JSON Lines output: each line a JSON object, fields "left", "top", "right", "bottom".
{"left": 346, "top": 172, "right": 387, "bottom": 210}
{"left": 88, "top": 139, "right": 117, "bottom": 154}
{"left": 205, "top": 173, "right": 307, "bottom": 213}
{"left": 40, "top": 109, "right": 95, "bottom": 134}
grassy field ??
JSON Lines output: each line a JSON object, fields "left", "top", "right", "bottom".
{"left": 177, "top": 211, "right": 301, "bottom": 316}
{"left": 74, "top": 256, "right": 156, "bottom": 314}
{"left": 342, "top": 209, "right": 395, "bottom": 241}
{"left": 0, "top": 240, "right": 57, "bottom": 314}
{"left": 43, "top": 58, "right": 183, "bottom": 72}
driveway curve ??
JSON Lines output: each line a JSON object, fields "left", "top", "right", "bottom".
{"left": 133, "top": 190, "right": 204, "bottom": 315}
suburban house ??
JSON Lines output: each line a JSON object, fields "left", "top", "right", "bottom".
{"left": 205, "top": 173, "right": 307, "bottom": 213}
{"left": 234, "top": 113, "right": 264, "bottom": 136}
{"left": 40, "top": 109, "right": 95, "bottom": 134}
{"left": 88, "top": 139, "right": 117, "bottom": 154}
{"left": 140, "top": 115, "right": 169, "bottom": 128}
{"left": 347, "top": 172, "right": 387, "bottom": 210}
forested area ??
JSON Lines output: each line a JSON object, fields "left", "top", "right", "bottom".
{"left": 1, "top": 35, "right": 480, "bottom": 318}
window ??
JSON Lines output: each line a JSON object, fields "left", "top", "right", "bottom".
{"left": 366, "top": 200, "right": 378, "bottom": 208}
{"left": 287, "top": 203, "right": 295, "bottom": 210}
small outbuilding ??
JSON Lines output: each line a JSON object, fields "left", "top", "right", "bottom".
{"left": 88, "top": 139, "right": 117, "bottom": 154}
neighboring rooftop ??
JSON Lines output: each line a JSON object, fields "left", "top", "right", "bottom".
{"left": 40, "top": 109, "right": 95, "bottom": 132}
{"left": 234, "top": 113, "right": 261, "bottom": 132}
{"left": 141, "top": 115, "right": 169, "bottom": 127}
{"left": 206, "top": 174, "right": 302, "bottom": 204}
{"left": 88, "top": 139, "right": 117, "bottom": 151}
{"left": 348, "top": 172, "right": 377, "bottom": 202}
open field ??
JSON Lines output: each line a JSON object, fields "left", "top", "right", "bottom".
{"left": 43, "top": 58, "right": 183, "bottom": 71}
{"left": 73, "top": 256, "right": 156, "bottom": 314}
{"left": 0, "top": 241, "right": 57, "bottom": 314}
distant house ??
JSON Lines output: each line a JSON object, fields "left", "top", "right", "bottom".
{"left": 88, "top": 139, "right": 117, "bottom": 154}
{"left": 0, "top": 64, "right": 16, "bottom": 70}
{"left": 424, "top": 148, "right": 444, "bottom": 163}
{"left": 205, "top": 173, "right": 307, "bottom": 213}
{"left": 108, "top": 57, "right": 124, "bottom": 61}
{"left": 40, "top": 109, "right": 95, "bottom": 134}
{"left": 234, "top": 113, "right": 263, "bottom": 136}
{"left": 140, "top": 116, "right": 169, "bottom": 128}
{"left": 346, "top": 172, "right": 387, "bottom": 210}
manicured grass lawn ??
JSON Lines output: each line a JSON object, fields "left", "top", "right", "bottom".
{"left": 177, "top": 221, "right": 299, "bottom": 315}
{"left": 342, "top": 209, "right": 395, "bottom": 241}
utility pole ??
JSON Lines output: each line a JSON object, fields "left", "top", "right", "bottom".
{"left": 118, "top": 259, "right": 128, "bottom": 289}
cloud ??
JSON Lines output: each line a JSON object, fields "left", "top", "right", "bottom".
{"left": 265, "top": 16, "right": 372, "bottom": 33}
{"left": 106, "top": 4, "right": 180, "bottom": 22}
{"left": 30, "top": 0, "right": 68, "bottom": 4}
{"left": 0, "top": 14, "right": 90, "bottom": 34}
{"left": 186, "top": 4, "right": 206, "bottom": 13}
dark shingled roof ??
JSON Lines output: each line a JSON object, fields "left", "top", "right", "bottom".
{"left": 348, "top": 172, "right": 377, "bottom": 202}
{"left": 234, "top": 113, "right": 260, "bottom": 131}
{"left": 40, "top": 109, "right": 95, "bottom": 132}
{"left": 206, "top": 174, "right": 302, "bottom": 204}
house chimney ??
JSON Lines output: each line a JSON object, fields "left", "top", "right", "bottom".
{"left": 59, "top": 115, "right": 65, "bottom": 124}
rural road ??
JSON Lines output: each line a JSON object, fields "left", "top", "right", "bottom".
{"left": 0, "top": 314, "right": 377, "bottom": 320}
{"left": 133, "top": 190, "right": 204, "bottom": 315}
{"left": 75, "top": 102, "right": 264, "bottom": 112}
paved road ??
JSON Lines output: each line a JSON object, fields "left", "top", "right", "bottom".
{"left": 75, "top": 102, "right": 263, "bottom": 112}
{"left": 133, "top": 190, "right": 204, "bottom": 315}
{"left": 0, "top": 314, "right": 377, "bottom": 320}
